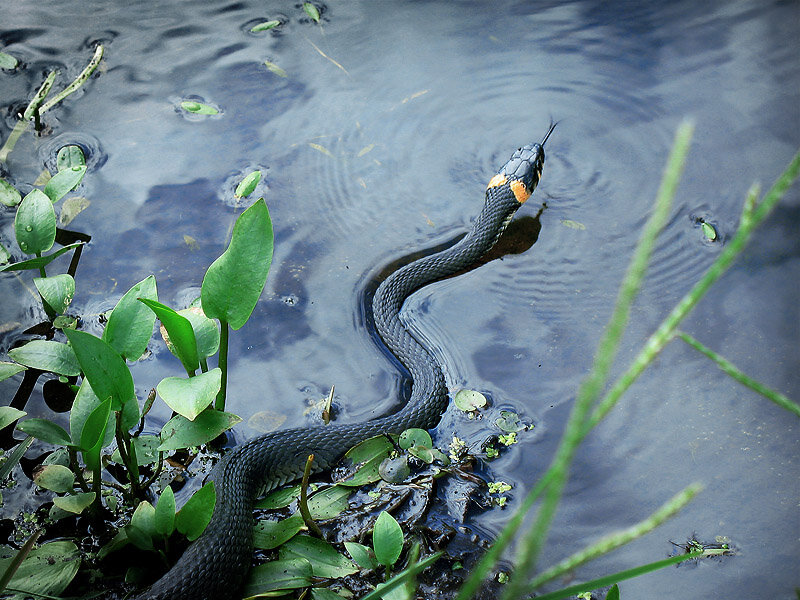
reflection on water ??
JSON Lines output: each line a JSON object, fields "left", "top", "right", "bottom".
{"left": 1, "top": 1, "right": 798, "bottom": 598}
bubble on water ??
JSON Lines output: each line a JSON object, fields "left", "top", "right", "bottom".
{"left": 25, "top": 225, "right": 32, "bottom": 232}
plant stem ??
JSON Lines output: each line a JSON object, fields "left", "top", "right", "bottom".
{"left": 0, "top": 72, "right": 56, "bottom": 163}
{"left": 215, "top": 320, "right": 229, "bottom": 410}
{"left": 39, "top": 45, "right": 104, "bottom": 115}
{"left": 677, "top": 331, "right": 800, "bottom": 417}
{"left": 298, "top": 454, "right": 323, "bottom": 538}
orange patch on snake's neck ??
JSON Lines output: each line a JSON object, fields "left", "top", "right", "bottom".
{"left": 509, "top": 179, "right": 530, "bottom": 203}
{"left": 486, "top": 174, "right": 507, "bottom": 189}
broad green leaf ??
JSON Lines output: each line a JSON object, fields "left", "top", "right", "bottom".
{"left": 398, "top": 428, "right": 432, "bottom": 450}
{"left": 53, "top": 492, "right": 95, "bottom": 514}
{"left": 63, "top": 329, "right": 135, "bottom": 410}
{"left": 128, "top": 501, "right": 156, "bottom": 549}
{"left": 58, "top": 196, "right": 90, "bottom": 226}
{"left": 407, "top": 445, "right": 434, "bottom": 464}
{"left": 454, "top": 389, "right": 487, "bottom": 412}
{"left": 0, "top": 178, "right": 21, "bottom": 207}
{"left": 235, "top": 170, "right": 261, "bottom": 198}
{"left": 303, "top": 2, "right": 320, "bottom": 23}
{"left": 79, "top": 397, "right": 113, "bottom": 471}
{"left": 139, "top": 298, "right": 199, "bottom": 373}
{"left": 103, "top": 275, "right": 158, "bottom": 361}
{"left": 338, "top": 435, "right": 394, "bottom": 486}
{"left": 0, "top": 242, "right": 84, "bottom": 272}
{"left": 70, "top": 379, "right": 133, "bottom": 448}
{"left": 0, "top": 51, "right": 18, "bottom": 69}
{"left": 253, "top": 514, "right": 304, "bottom": 550}
{"left": 311, "top": 588, "right": 346, "bottom": 600}
{"left": 154, "top": 486, "right": 176, "bottom": 537}
{"left": 125, "top": 523, "right": 154, "bottom": 551}
{"left": 8, "top": 340, "right": 80, "bottom": 376}
{"left": 279, "top": 535, "right": 358, "bottom": 578}
{"left": 111, "top": 435, "right": 160, "bottom": 466}
{"left": 0, "top": 362, "right": 26, "bottom": 382}
{"left": 263, "top": 61, "right": 287, "bottom": 77}
{"left": 344, "top": 541, "right": 378, "bottom": 570}
{"left": 307, "top": 485, "right": 351, "bottom": 519}
{"left": 156, "top": 369, "right": 221, "bottom": 421}
{"left": 34, "top": 274, "right": 75, "bottom": 314}
{"left": 201, "top": 198, "right": 273, "bottom": 330}
{"left": 250, "top": 20, "right": 280, "bottom": 32}
{"left": 56, "top": 145, "right": 86, "bottom": 171}
{"left": 606, "top": 584, "right": 621, "bottom": 600}
{"left": 255, "top": 485, "right": 300, "bottom": 510}
{"left": 15, "top": 188, "right": 56, "bottom": 254}
{"left": 243, "top": 557, "right": 313, "bottom": 595}
{"left": 178, "top": 307, "right": 219, "bottom": 359}
{"left": 180, "top": 101, "right": 219, "bottom": 115}
{"left": 16, "top": 418, "right": 71, "bottom": 446}
{"left": 44, "top": 166, "right": 86, "bottom": 202}
{"left": 701, "top": 221, "right": 717, "bottom": 241}
{"left": 158, "top": 409, "right": 242, "bottom": 451}
{"left": 176, "top": 481, "right": 216, "bottom": 541}
{"left": 0, "top": 406, "right": 25, "bottom": 429}
{"left": 33, "top": 464, "right": 75, "bottom": 493}
{"left": 373, "top": 511, "right": 403, "bottom": 567}
{"left": 0, "top": 540, "right": 80, "bottom": 596}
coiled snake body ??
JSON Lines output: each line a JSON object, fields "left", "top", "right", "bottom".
{"left": 134, "top": 127, "right": 553, "bottom": 599}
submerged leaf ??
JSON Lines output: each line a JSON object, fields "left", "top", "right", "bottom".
{"left": 58, "top": 196, "right": 90, "bottom": 226}
{"left": 264, "top": 60, "right": 287, "bottom": 77}
{"left": 251, "top": 20, "right": 280, "bottom": 32}
{"left": 0, "top": 178, "right": 22, "bottom": 207}
{"left": 0, "top": 51, "right": 19, "bottom": 69}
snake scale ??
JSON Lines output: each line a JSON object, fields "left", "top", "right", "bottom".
{"left": 132, "top": 125, "right": 553, "bottom": 599}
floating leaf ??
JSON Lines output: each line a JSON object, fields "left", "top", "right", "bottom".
{"left": 56, "top": 145, "right": 86, "bottom": 171}
{"left": 58, "top": 196, "right": 90, "bottom": 226}
{"left": 156, "top": 369, "right": 221, "bottom": 421}
{"left": 0, "top": 51, "right": 18, "bottom": 69}
{"left": 701, "top": 221, "right": 717, "bottom": 241}
{"left": 180, "top": 101, "right": 219, "bottom": 115}
{"left": 253, "top": 514, "right": 304, "bottom": 550}
{"left": 398, "top": 428, "right": 432, "bottom": 450}
{"left": 560, "top": 219, "right": 586, "bottom": 230}
{"left": 303, "top": 2, "right": 320, "bottom": 22}
{"left": 0, "top": 362, "right": 26, "bottom": 383}
{"left": 103, "top": 275, "right": 158, "bottom": 361}
{"left": 279, "top": 535, "right": 358, "bottom": 578}
{"left": 378, "top": 456, "right": 410, "bottom": 483}
{"left": 264, "top": 60, "right": 287, "bottom": 77}
{"left": 201, "top": 198, "right": 273, "bottom": 330}
{"left": 34, "top": 274, "right": 75, "bottom": 314}
{"left": 44, "top": 166, "right": 86, "bottom": 203}
{"left": 244, "top": 557, "right": 313, "bottom": 595}
{"left": 307, "top": 485, "right": 351, "bottom": 519}
{"left": 495, "top": 410, "right": 526, "bottom": 433}
{"left": 34, "top": 464, "right": 75, "bottom": 493}
{"left": 176, "top": 481, "right": 216, "bottom": 541}
{"left": 0, "top": 178, "right": 21, "bottom": 207}
{"left": 235, "top": 170, "right": 262, "bottom": 198}
{"left": 8, "top": 340, "right": 80, "bottom": 376}
{"left": 53, "top": 492, "right": 95, "bottom": 514}
{"left": 373, "top": 511, "right": 403, "bottom": 568}
{"left": 0, "top": 405, "right": 25, "bottom": 429}
{"left": 158, "top": 409, "right": 242, "bottom": 451}
{"left": 15, "top": 188, "right": 56, "bottom": 255}
{"left": 16, "top": 418, "right": 71, "bottom": 446}
{"left": 454, "top": 389, "right": 487, "bottom": 412}
{"left": 63, "top": 329, "right": 135, "bottom": 411}
{"left": 251, "top": 20, "right": 280, "bottom": 32}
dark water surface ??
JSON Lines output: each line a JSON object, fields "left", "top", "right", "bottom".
{"left": 1, "top": 1, "right": 798, "bottom": 598}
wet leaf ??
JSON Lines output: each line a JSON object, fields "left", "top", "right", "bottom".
{"left": 103, "top": 275, "right": 158, "bottom": 361}
{"left": 0, "top": 178, "right": 21, "bottom": 207}
{"left": 279, "top": 534, "right": 358, "bottom": 578}
{"left": 0, "top": 363, "right": 26, "bottom": 384}
{"left": 701, "top": 221, "right": 717, "bottom": 241}
{"left": 307, "top": 485, "right": 351, "bottom": 519}
{"left": 408, "top": 445, "right": 434, "bottom": 464}
{"left": 56, "top": 145, "right": 86, "bottom": 171}
{"left": 156, "top": 369, "right": 221, "bottom": 421}
{"left": 247, "top": 409, "right": 287, "bottom": 433}
{"left": 8, "top": 340, "right": 80, "bottom": 376}
{"left": 0, "top": 51, "right": 18, "bottom": 69}
{"left": 58, "top": 196, "right": 90, "bottom": 226}
{"left": 338, "top": 435, "right": 394, "bottom": 486}
{"left": 253, "top": 513, "right": 303, "bottom": 550}
{"left": 44, "top": 166, "right": 86, "bottom": 203}
{"left": 399, "top": 428, "right": 431, "bottom": 450}
{"left": 251, "top": 20, "right": 280, "bottom": 32}
{"left": 263, "top": 60, "right": 287, "bottom": 77}
{"left": 495, "top": 410, "right": 525, "bottom": 433}
{"left": 379, "top": 456, "right": 410, "bottom": 483}
{"left": 153, "top": 486, "right": 176, "bottom": 536}
{"left": 235, "top": 170, "right": 262, "bottom": 198}
{"left": 373, "top": 511, "right": 403, "bottom": 567}
{"left": 53, "top": 492, "right": 95, "bottom": 515}
{"left": 255, "top": 485, "right": 300, "bottom": 510}
{"left": 34, "top": 273, "right": 75, "bottom": 314}
{"left": 344, "top": 541, "right": 378, "bottom": 570}
{"left": 201, "top": 198, "right": 273, "bottom": 330}
{"left": 15, "top": 189, "right": 56, "bottom": 255}
{"left": 180, "top": 101, "right": 219, "bottom": 115}
{"left": 244, "top": 557, "right": 313, "bottom": 594}
{"left": 158, "top": 409, "right": 242, "bottom": 451}
{"left": 34, "top": 464, "right": 75, "bottom": 493}
{"left": 454, "top": 389, "right": 487, "bottom": 412}
{"left": 64, "top": 329, "right": 135, "bottom": 411}
{"left": 16, "top": 418, "right": 71, "bottom": 446}
{"left": 140, "top": 298, "right": 199, "bottom": 373}
{"left": 560, "top": 219, "right": 586, "bottom": 230}
{"left": 303, "top": 2, "right": 320, "bottom": 22}
{"left": 0, "top": 540, "right": 81, "bottom": 597}
{"left": 176, "top": 481, "right": 216, "bottom": 541}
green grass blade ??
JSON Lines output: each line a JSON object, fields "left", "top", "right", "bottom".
{"left": 678, "top": 332, "right": 800, "bottom": 417}
{"left": 530, "top": 551, "right": 704, "bottom": 600}
{"left": 359, "top": 551, "right": 442, "bottom": 600}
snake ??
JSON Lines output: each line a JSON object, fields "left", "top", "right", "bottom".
{"left": 132, "top": 125, "right": 554, "bottom": 600}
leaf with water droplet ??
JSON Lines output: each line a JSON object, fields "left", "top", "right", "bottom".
{"left": 56, "top": 145, "right": 86, "bottom": 171}
{"left": 251, "top": 20, "right": 280, "bottom": 32}
{"left": 15, "top": 189, "right": 56, "bottom": 255}
{"left": 44, "top": 166, "right": 86, "bottom": 202}
{"left": 180, "top": 101, "right": 219, "bottom": 115}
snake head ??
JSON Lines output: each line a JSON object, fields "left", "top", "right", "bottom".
{"left": 487, "top": 122, "right": 555, "bottom": 204}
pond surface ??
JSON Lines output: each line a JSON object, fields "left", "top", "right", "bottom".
{"left": 1, "top": 1, "right": 798, "bottom": 598}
